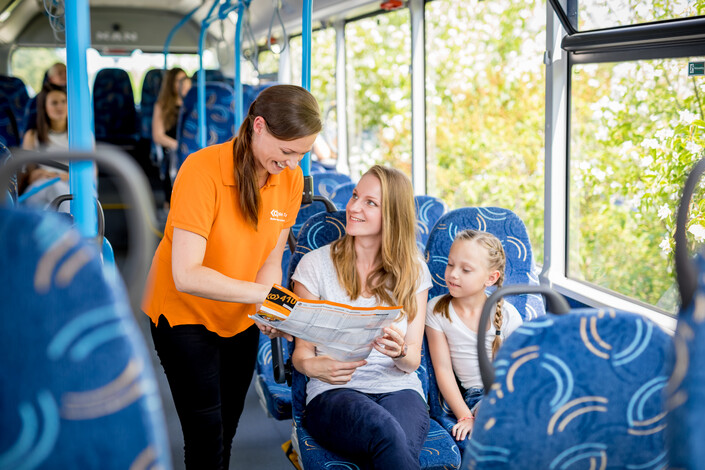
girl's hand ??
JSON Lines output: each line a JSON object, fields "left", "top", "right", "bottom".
{"left": 452, "top": 416, "right": 475, "bottom": 441}
{"left": 305, "top": 356, "right": 367, "bottom": 385}
{"left": 253, "top": 318, "right": 293, "bottom": 341}
{"left": 373, "top": 325, "right": 406, "bottom": 358}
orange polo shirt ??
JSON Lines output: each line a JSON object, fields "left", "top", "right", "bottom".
{"left": 141, "top": 140, "right": 303, "bottom": 337}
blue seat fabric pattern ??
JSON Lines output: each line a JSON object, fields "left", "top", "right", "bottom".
{"left": 425, "top": 207, "right": 544, "bottom": 321}
{"left": 93, "top": 68, "right": 139, "bottom": 145}
{"left": 0, "top": 141, "right": 17, "bottom": 203}
{"left": 0, "top": 75, "right": 29, "bottom": 147}
{"left": 667, "top": 252, "right": 705, "bottom": 468}
{"left": 255, "top": 332, "right": 292, "bottom": 420}
{"left": 0, "top": 208, "right": 171, "bottom": 469}
{"left": 139, "top": 69, "right": 164, "bottom": 140}
{"left": 463, "top": 308, "right": 672, "bottom": 470}
{"left": 330, "top": 181, "right": 355, "bottom": 210}
{"left": 415, "top": 195, "right": 446, "bottom": 252}
{"left": 176, "top": 82, "right": 235, "bottom": 169}
{"left": 310, "top": 171, "right": 352, "bottom": 199}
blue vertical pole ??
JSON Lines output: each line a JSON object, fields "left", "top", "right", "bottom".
{"left": 198, "top": 0, "right": 220, "bottom": 149}
{"left": 301, "top": 0, "right": 313, "bottom": 177}
{"left": 64, "top": 0, "right": 97, "bottom": 237}
{"left": 234, "top": 1, "right": 246, "bottom": 127}
{"left": 164, "top": 4, "right": 201, "bottom": 70}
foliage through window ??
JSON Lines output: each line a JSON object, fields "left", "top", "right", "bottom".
{"left": 425, "top": 0, "right": 546, "bottom": 263}
{"left": 570, "top": 58, "right": 705, "bottom": 313}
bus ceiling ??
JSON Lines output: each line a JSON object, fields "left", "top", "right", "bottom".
{"left": 0, "top": 0, "right": 384, "bottom": 47}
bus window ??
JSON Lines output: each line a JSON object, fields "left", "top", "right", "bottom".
{"left": 569, "top": 56, "right": 705, "bottom": 313}
{"left": 290, "top": 28, "right": 337, "bottom": 164}
{"left": 11, "top": 47, "right": 65, "bottom": 94}
{"left": 346, "top": 9, "right": 411, "bottom": 179}
{"left": 257, "top": 49, "right": 279, "bottom": 81}
{"left": 425, "top": 0, "right": 546, "bottom": 263}
{"left": 559, "top": 0, "right": 705, "bottom": 32}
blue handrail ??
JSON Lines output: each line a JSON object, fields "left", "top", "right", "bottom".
{"left": 163, "top": 4, "right": 201, "bottom": 70}
{"left": 64, "top": 0, "right": 97, "bottom": 237}
{"left": 197, "top": 0, "right": 222, "bottom": 149}
{"left": 301, "top": 0, "right": 313, "bottom": 178}
{"left": 234, "top": 1, "right": 248, "bottom": 127}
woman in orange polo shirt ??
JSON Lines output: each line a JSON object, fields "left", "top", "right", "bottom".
{"left": 142, "top": 84, "right": 321, "bottom": 469}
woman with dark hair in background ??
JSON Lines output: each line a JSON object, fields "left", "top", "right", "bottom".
{"left": 152, "top": 67, "right": 191, "bottom": 208}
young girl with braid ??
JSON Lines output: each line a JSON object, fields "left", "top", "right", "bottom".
{"left": 426, "top": 229, "right": 522, "bottom": 441}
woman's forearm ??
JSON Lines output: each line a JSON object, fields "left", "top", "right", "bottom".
{"left": 173, "top": 263, "right": 270, "bottom": 304}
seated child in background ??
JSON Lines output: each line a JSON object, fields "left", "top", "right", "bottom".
{"left": 425, "top": 229, "right": 523, "bottom": 441}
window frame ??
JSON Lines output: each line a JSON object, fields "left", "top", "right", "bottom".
{"left": 541, "top": 1, "right": 705, "bottom": 331}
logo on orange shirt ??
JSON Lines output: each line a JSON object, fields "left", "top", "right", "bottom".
{"left": 270, "top": 209, "right": 287, "bottom": 222}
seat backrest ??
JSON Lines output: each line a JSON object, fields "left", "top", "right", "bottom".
{"left": 667, "top": 251, "right": 705, "bottom": 468}
{"left": 414, "top": 195, "right": 446, "bottom": 252}
{"left": 286, "top": 210, "right": 347, "bottom": 285}
{"left": 176, "top": 82, "right": 235, "bottom": 168}
{"left": 425, "top": 206, "right": 545, "bottom": 320}
{"left": 0, "top": 75, "right": 29, "bottom": 140}
{"left": 191, "top": 68, "right": 226, "bottom": 83}
{"left": 92, "top": 68, "right": 138, "bottom": 144}
{"left": 666, "top": 158, "right": 705, "bottom": 468}
{"left": 330, "top": 181, "right": 355, "bottom": 210}
{"left": 0, "top": 208, "right": 172, "bottom": 469}
{"left": 0, "top": 141, "right": 17, "bottom": 203}
{"left": 139, "top": 69, "right": 164, "bottom": 141}
{"left": 311, "top": 171, "right": 352, "bottom": 199}
{"left": 22, "top": 95, "right": 38, "bottom": 135}
{"left": 464, "top": 308, "right": 672, "bottom": 469}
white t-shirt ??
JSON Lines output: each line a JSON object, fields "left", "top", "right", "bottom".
{"left": 291, "top": 244, "right": 433, "bottom": 404}
{"left": 425, "top": 294, "right": 523, "bottom": 390}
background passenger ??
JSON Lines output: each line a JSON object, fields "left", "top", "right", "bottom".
{"left": 45, "top": 62, "right": 67, "bottom": 87}
{"left": 152, "top": 67, "right": 191, "bottom": 209}
{"left": 291, "top": 165, "right": 431, "bottom": 470}
{"left": 425, "top": 229, "right": 522, "bottom": 441}
{"left": 19, "top": 83, "right": 69, "bottom": 211}
{"left": 142, "top": 85, "right": 321, "bottom": 470}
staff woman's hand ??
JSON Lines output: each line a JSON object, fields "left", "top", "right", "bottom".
{"left": 253, "top": 317, "right": 293, "bottom": 341}
{"left": 373, "top": 326, "right": 406, "bottom": 358}
{"left": 305, "top": 356, "right": 367, "bottom": 385}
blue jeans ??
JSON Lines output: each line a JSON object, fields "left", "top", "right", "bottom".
{"left": 462, "top": 387, "right": 484, "bottom": 414}
{"left": 304, "top": 388, "right": 430, "bottom": 470}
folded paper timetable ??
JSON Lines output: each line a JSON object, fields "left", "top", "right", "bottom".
{"left": 250, "top": 285, "right": 402, "bottom": 361}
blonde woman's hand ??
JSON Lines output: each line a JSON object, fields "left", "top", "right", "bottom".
{"left": 305, "top": 356, "right": 367, "bottom": 385}
{"left": 373, "top": 326, "right": 406, "bottom": 358}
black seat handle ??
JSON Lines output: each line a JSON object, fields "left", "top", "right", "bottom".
{"left": 675, "top": 157, "right": 705, "bottom": 309}
{"left": 478, "top": 285, "right": 570, "bottom": 392}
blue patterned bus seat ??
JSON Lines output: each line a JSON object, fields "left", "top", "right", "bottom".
{"left": 93, "top": 68, "right": 139, "bottom": 145}
{"left": 425, "top": 207, "right": 544, "bottom": 321}
{"left": 1, "top": 141, "right": 17, "bottom": 204}
{"left": 415, "top": 195, "right": 446, "bottom": 252}
{"left": 139, "top": 69, "right": 164, "bottom": 141}
{"left": 0, "top": 76, "right": 28, "bottom": 147}
{"left": 330, "top": 181, "right": 355, "bottom": 210}
{"left": 424, "top": 207, "right": 544, "bottom": 441}
{"left": 667, "top": 251, "right": 705, "bottom": 468}
{"left": 0, "top": 208, "right": 172, "bottom": 469}
{"left": 463, "top": 308, "right": 672, "bottom": 470}
{"left": 310, "top": 171, "right": 352, "bottom": 199}
{"left": 175, "top": 82, "right": 235, "bottom": 169}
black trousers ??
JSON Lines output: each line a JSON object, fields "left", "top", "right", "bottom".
{"left": 150, "top": 315, "right": 260, "bottom": 470}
